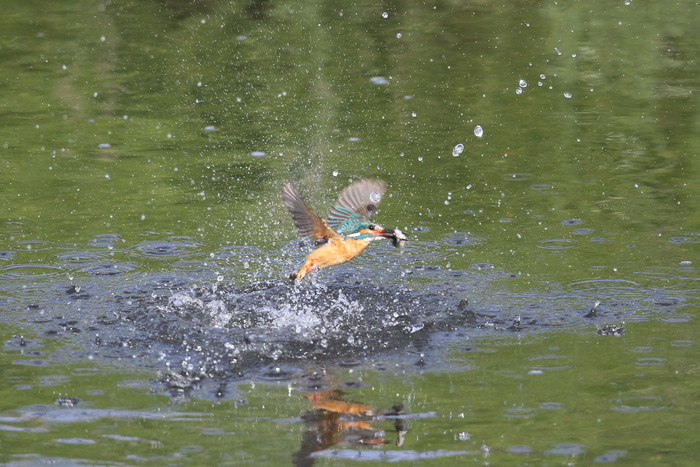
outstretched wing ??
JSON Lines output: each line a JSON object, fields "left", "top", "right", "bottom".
{"left": 281, "top": 183, "right": 338, "bottom": 241}
{"left": 327, "top": 179, "right": 387, "bottom": 235}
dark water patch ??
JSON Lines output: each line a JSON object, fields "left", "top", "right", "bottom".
{"left": 130, "top": 278, "right": 480, "bottom": 378}
{"left": 443, "top": 232, "right": 478, "bottom": 246}
{"left": 0, "top": 237, "right": 695, "bottom": 390}
{"left": 561, "top": 219, "right": 583, "bottom": 226}
{"left": 0, "top": 251, "right": 14, "bottom": 261}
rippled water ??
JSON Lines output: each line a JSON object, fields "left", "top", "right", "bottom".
{"left": 2, "top": 0, "right": 700, "bottom": 464}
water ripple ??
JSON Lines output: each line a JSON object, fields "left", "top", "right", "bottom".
{"left": 537, "top": 239, "right": 576, "bottom": 250}
{"left": 0, "top": 264, "right": 63, "bottom": 279}
{"left": 56, "top": 251, "right": 104, "bottom": 264}
{"left": 133, "top": 239, "right": 199, "bottom": 258}
{"left": 78, "top": 263, "right": 135, "bottom": 276}
{"left": 610, "top": 395, "right": 668, "bottom": 413}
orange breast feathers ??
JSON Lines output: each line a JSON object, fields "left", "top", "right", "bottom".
{"left": 295, "top": 238, "right": 370, "bottom": 280}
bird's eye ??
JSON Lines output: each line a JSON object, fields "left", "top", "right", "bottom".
{"left": 368, "top": 224, "right": 376, "bottom": 230}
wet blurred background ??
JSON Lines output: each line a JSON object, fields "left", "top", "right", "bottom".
{"left": 1, "top": 0, "right": 698, "bottom": 464}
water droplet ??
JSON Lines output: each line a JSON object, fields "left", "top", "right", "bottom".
{"left": 369, "top": 192, "right": 382, "bottom": 203}
{"left": 104, "top": 173, "right": 110, "bottom": 180}
{"left": 540, "top": 73, "right": 546, "bottom": 79}
{"left": 518, "top": 79, "right": 528, "bottom": 88}
{"left": 418, "top": 156, "right": 424, "bottom": 162}
{"left": 452, "top": 144, "right": 464, "bottom": 157}
{"left": 250, "top": 151, "right": 266, "bottom": 157}
{"left": 98, "top": 143, "right": 111, "bottom": 149}
{"left": 474, "top": 125, "right": 483, "bottom": 138}
{"left": 381, "top": 11, "right": 389, "bottom": 18}
{"left": 515, "top": 87, "right": 523, "bottom": 95}
{"left": 411, "top": 111, "right": 417, "bottom": 117}
{"left": 332, "top": 170, "right": 339, "bottom": 177}
{"left": 680, "top": 260, "right": 692, "bottom": 265}
{"left": 564, "top": 91, "right": 572, "bottom": 99}
{"left": 396, "top": 33, "right": 402, "bottom": 39}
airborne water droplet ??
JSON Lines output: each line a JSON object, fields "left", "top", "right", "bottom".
{"left": 452, "top": 143, "right": 464, "bottom": 157}
{"left": 381, "top": 11, "right": 389, "bottom": 18}
{"left": 564, "top": 91, "right": 572, "bottom": 99}
{"left": 332, "top": 170, "right": 339, "bottom": 177}
{"left": 519, "top": 79, "right": 528, "bottom": 88}
{"left": 474, "top": 125, "right": 483, "bottom": 138}
{"left": 515, "top": 87, "right": 523, "bottom": 95}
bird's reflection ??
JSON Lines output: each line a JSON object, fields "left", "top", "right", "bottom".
{"left": 293, "top": 381, "right": 408, "bottom": 466}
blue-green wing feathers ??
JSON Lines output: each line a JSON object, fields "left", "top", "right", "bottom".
{"left": 326, "top": 179, "right": 386, "bottom": 234}
{"left": 327, "top": 205, "right": 369, "bottom": 235}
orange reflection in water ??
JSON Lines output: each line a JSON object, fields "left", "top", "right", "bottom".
{"left": 293, "top": 386, "right": 408, "bottom": 466}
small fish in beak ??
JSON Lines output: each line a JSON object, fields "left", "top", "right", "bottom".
{"left": 379, "top": 227, "right": 407, "bottom": 247}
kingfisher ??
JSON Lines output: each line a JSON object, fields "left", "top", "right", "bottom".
{"left": 281, "top": 179, "right": 407, "bottom": 281}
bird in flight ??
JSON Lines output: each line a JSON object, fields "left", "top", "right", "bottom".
{"left": 281, "top": 179, "right": 407, "bottom": 281}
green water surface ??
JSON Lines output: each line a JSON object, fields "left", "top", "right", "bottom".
{"left": 1, "top": 0, "right": 698, "bottom": 465}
